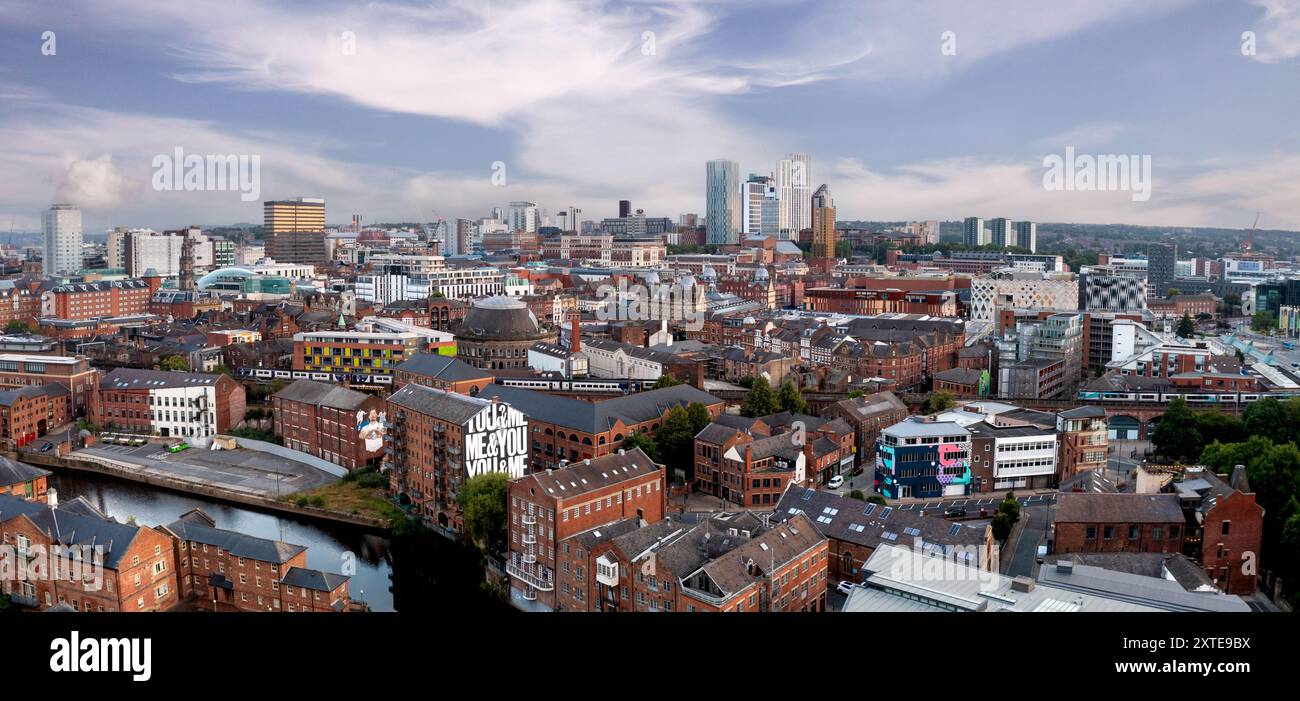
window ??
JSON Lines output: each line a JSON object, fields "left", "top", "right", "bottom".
{"left": 1085, "top": 526, "right": 1097, "bottom": 540}
{"left": 1221, "top": 521, "right": 1230, "bottom": 536}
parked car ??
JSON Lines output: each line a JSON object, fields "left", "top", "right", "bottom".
{"left": 39, "top": 442, "right": 53, "bottom": 453}
{"left": 836, "top": 580, "right": 855, "bottom": 596}
{"left": 827, "top": 475, "right": 845, "bottom": 489}
{"left": 944, "top": 506, "right": 967, "bottom": 519}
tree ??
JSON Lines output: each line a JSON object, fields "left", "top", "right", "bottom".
{"left": 835, "top": 239, "right": 853, "bottom": 259}
{"left": 1243, "top": 397, "right": 1294, "bottom": 445}
{"left": 777, "top": 378, "right": 807, "bottom": 415}
{"left": 867, "top": 495, "right": 888, "bottom": 506}
{"left": 1194, "top": 411, "right": 1245, "bottom": 447}
{"left": 998, "top": 491, "right": 1021, "bottom": 524}
{"left": 619, "top": 432, "right": 660, "bottom": 462}
{"left": 1151, "top": 398, "right": 1203, "bottom": 462}
{"left": 991, "top": 512, "right": 1015, "bottom": 542}
{"left": 849, "top": 489, "right": 866, "bottom": 501}
{"left": 685, "top": 402, "right": 712, "bottom": 435}
{"left": 654, "top": 406, "right": 696, "bottom": 481}
{"left": 3, "top": 320, "right": 33, "bottom": 334}
{"left": 921, "top": 392, "right": 955, "bottom": 415}
{"left": 1176, "top": 313, "right": 1196, "bottom": 338}
{"left": 459, "top": 472, "right": 509, "bottom": 553}
{"left": 1166, "top": 287, "right": 1182, "bottom": 297}
{"left": 740, "top": 376, "right": 779, "bottom": 418}
{"left": 1251, "top": 310, "right": 1276, "bottom": 333}
{"left": 652, "top": 374, "right": 682, "bottom": 389}
{"left": 160, "top": 355, "right": 189, "bottom": 371}
{"left": 212, "top": 364, "right": 233, "bottom": 376}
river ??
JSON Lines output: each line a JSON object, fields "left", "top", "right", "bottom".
{"left": 47, "top": 471, "right": 506, "bottom": 613}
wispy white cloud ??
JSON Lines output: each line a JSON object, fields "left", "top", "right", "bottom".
{"left": 1247, "top": 0, "right": 1300, "bottom": 63}
{"left": 0, "top": 0, "right": 1291, "bottom": 231}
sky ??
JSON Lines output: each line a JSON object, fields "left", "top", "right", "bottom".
{"left": 1, "top": 0, "right": 1299, "bottom": 234}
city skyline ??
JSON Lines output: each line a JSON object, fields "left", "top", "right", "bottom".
{"left": 0, "top": 1, "right": 1298, "bottom": 233}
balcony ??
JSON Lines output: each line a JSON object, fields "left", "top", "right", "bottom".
{"left": 506, "top": 562, "right": 554, "bottom": 591}
{"left": 521, "top": 515, "right": 536, "bottom": 526}
{"left": 521, "top": 586, "right": 537, "bottom": 601}
{"left": 522, "top": 533, "right": 537, "bottom": 545}
{"left": 522, "top": 552, "right": 536, "bottom": 564}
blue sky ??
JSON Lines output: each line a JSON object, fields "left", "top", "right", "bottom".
{"left": 1, "top": 0, "right": 1299, "bottom": 233}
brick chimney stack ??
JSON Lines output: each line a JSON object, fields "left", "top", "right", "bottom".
{"left": 569, "top": 311, "right": 581, "bottom": 353}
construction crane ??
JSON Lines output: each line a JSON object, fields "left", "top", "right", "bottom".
{"left": 1245, "top": 212, "right": 1260, "bottom": 253}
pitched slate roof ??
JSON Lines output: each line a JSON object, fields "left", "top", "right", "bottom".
{"left": 520, "top": 448, "right": 660, "bottom": 499}
{"left": 393, "top": 353, "right": 493, "bottom": 382}
{"left": 477, "top": 383, "right": 722, "bottom": 434}
{"left": 1054, "top": 493, "right": 1185, "bottom": 524}
{"left": 773, "top": 484, "right": 986, "bottom": 556}
{"left": 690, "top": 513, "right": 824, "bottom": 597}
{"left": 101, "top": 367, "right": 221, "bottom": 390}
{"left": 0, "top": 493, "right": 147, "bottom": 570}
{"left": 281, "top": 566, "right": 350, "bottom": 592}
{"left": 273, "top": 379, "right": 373, "bottom": 410}
{"left": 0, "top": 456, "right": 51, "bottom": 486}
{"left": 386, "top": 383, "right": 492, "bottom": 425}
{"left": 165, "top": 509, "right": 307, "bottom": 564}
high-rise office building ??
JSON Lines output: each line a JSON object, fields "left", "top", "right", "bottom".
{"left": 989, "top": 218, "right": 1012, "bottom": 248}
{"left": 455, "top": 219, "right": 475, "bottom": 255}
{"left": 507, "top": 201, "right": 538, "bottom": 233}
{"left": 618, "top": 200, "right": 631, "bottom": 219}
{"left": 1015, "top": 221, "right": 1037, "bottom": 253}
{"left": 264, "top": 197, "right": 326, "bottom": 264}
{"left": 706, "top": 159, "right": 741, "bottom": 245}
{"left": 963, "top": 217, "right": 986, "bottom": 247}
{"left": 264, "top": 197, "right": 325, "bottom": 233}
{"left": 741, "top": 174, "right": 779, "bottom": 237}
{"left": 106, "top": 227, "right": 129, "bottom": 270}
{"left": 1146, "top": 243, "right": 1177, "bottom": 298}
{"left": 776, "top": 152, "right": 812, "bottom": 239}
{"left": 811, "top": 184, "right": 836, "bottom": 261}
{"left": 42, "top": 204, "right": 83, "bottom": 277}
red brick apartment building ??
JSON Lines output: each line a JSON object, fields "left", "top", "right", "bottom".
{"left": 0, "top": 278, "right": 44, "bottom": 328}
{"left": 821, "top": 392, "right": 910, "bottom": 468}
{"left": 385, "top": 384, "right": 531, "bottom": 535}
{"left": 477, "top": 383, "right": 724, "bottom": 471}
{"left": 1052, "top": 493, "right": 1186, "bottom": 555}
{"left": 94, "top": 368, "right": 245, "bottom": 445}
{"left": 0, "top": 385, "right": 64, "bottom": 449}
{"left": 0, "top": 493, "right": 178, "bottom": 612}
{"left": 0, "top": 353, "right": 99, "bottom": 416}
{"left": 40, "top": 277, "right": 161, "bottom": 320}
{"left": 392, "top": 352, "right": 495, "bottom": 395}
{"left": 272, "top": 380, "right": 385, "bottom": 472}
{"left": 506, "top": 448, "right": 665, "bottom": 610}
{"left": 159, "top": 509, "right": 350, "bottom": 612}
{"left": 0, "top": 456, "right": 50, "bottom": 502}
{"left": 1176, "top": 466, "right": 1264, "bottom": 596}
{"left": 694, "top": 413, "right": 855, "bottom": 506}
{"left": 804, "top": 287, "right": 958, "bottom": 317}
{"left": 588, "top": 510, "right": 830, "bottom": 613}
{"left": 1055, "top": 406, "right": 1109, "bottom": 479}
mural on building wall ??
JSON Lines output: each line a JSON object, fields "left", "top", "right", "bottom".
{"left": 357, "top": 409, "right": 387, "bottom": 452}
{"left": 465, "top": 402, "right": 529, "bottom": 478}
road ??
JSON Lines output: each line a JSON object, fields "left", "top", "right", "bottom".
{"left": 1002, "top": 505, "right": 1051, "bottom": 577}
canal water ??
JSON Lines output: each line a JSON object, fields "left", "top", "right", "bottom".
{"left": 48, "top": 472, "right": 506, "bottom": 614}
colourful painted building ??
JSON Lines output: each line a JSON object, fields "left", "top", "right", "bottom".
{"left": 874, "top": 417, "right": 972, "bottom": 499}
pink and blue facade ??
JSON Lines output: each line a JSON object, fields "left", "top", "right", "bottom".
{"left": 874, "top": 418, "right": 972, "bottom": 499}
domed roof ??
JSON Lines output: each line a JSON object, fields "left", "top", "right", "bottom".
{"left": 457, "top": 295, "right": 545, "bottom": 340}
{"left": 700, "top": 265, "right": 718, "bottom": 281}
{"left": 679, "top": 274, "right": 697, "bottom": 288}
{"left": 754, "top": 267, "right": 769, "bottom": 281}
